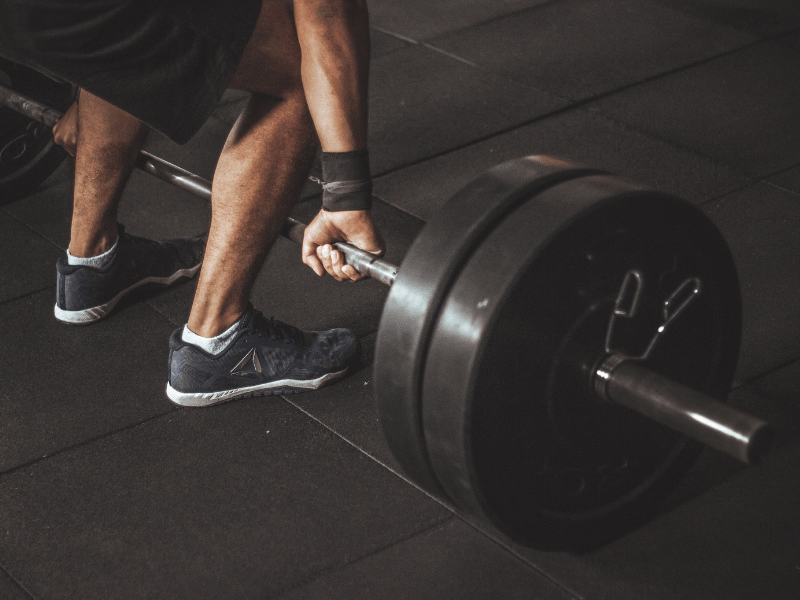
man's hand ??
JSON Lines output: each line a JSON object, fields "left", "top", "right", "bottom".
{"left": 302, "top": 209, "right": 385, "bottom": 281}
{"left": 52, "top": 98, "right": 78, "bottom": 156}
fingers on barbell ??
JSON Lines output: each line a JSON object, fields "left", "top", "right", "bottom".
{"left": 311, "top": 245, "right": 365, "bottom": 282}
{"left": 301, "top": 242, "right": 326, "bottom": 277}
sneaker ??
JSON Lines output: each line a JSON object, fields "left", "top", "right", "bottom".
{"left": 55, "top": 224, "right": 204, "bottom": 324}
{"left": 165, "top": 307, "right": 360, "bottom": 407}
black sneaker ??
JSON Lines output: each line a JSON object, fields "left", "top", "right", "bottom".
{"left": 54, "top": 224, "right": 204, "bottom": 324}
{"left": 165, "top": 307, "right": 360, "bottom": 407}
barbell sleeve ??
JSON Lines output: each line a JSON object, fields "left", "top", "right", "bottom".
{"left": 595, "top": 355, "right": 774, "bottom": 464}
{"left": 1, "top": 83, "right": 399, "bottom": 286}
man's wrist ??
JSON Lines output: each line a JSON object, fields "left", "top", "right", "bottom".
{"left": 320, "top": 149, "right": 372, "bottom": 212}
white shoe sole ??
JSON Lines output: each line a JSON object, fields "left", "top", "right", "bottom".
{"left": 54, "top": 263, "right": 202, "bottom": 325}
{"left": 165, "top": 368, "right": 348, "bottom": 407}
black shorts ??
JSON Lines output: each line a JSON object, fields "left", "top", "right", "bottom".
{"left": 0, "top": 0, "right": 262, "bottom": 144}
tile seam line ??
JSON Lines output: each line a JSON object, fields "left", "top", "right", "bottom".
{"left": 0, "top": 284, "right": 54, "bottom": 307}
{"left": 0, "top": 409, "right": 176, "bottom": 478}
{"left": 0, "top": 563, "right": 36, "bottom": 600}
{"left": 697, "top": 171, "right": 800, "bottom": 210}
{"left": 271, "top": 517, "right": 454, "bottom": 599}
{"left": 280, "top": 395, "right": 581, "bottom": 600}
{"left": 765, "top": 181, "right": 800, "bottom": 198}
{"left": 372, "top": 30, "right": 793, "bottom": 182}
{"left": 143, "top": 298, "right": 185, "bottom": 328}
{"left": 734, "top": 354, "right": 800, "bottom": 390}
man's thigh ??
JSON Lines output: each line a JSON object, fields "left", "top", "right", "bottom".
{"left": 227, "top": 0, "right": 305, "bottom": 99}
{"left": 0, "top": 0, "right": 262, "bottom": 144}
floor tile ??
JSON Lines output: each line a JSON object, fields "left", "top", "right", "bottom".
{"left": 368, "top": 0, "right": 551, "bottom": 41}
{"left": 0, "top": 400, "right": 450, "bottom": 600}
{"left": 368, "top": 44, "right": 566, "bottom": 174}
{"left": 286, "top": 334, "right": 401, "bottom": 470}
{"left": 768, "top": 165, "right": 800, "bottom": 196}
{"left": 278, "top": 518, "right": 573, "bottom": 600}
{"left": 115, "top": 170, "right": 210, "bottom": 240}
{"left": 651, "top": 0, "right": 800, "bottom": 37}
{"left": 373, "top": 107, "right": 751, "bottom": 220}
{"left": 432, "top": 0, "right": 755, "bottom": 101}
{"left": 1, "top": 158, "right": 74, "bottom": 249}
{"left": 0, "top": 568, "right": 30, "bottom": 600}
{"left": 0, "top": 290, "right": 178, "bottom": 472}
{"left": 703, "top": 182, "right": 800, "bottom": 381}
{"left": 0, "top": 212, "right": 62, "bottom": 304}
{"left": 589, "top": 34, "right": 800, "bottom": 178}
{"left": 147, "top": 197, "right": 424, "bottom": 336}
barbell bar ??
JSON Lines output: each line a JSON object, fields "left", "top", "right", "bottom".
{"left": 1, "top": 78, "right": 774, "bottom": 548}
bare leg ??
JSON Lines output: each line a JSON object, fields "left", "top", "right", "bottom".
{"left": 69, "top": 90, "right": 150, "bottom": 258}
{"left": 186, "top": 0, "right": 317, "bottom": 337}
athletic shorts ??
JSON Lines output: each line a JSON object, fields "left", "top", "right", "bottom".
{"left": 0, "top": 0, "right": 262, "bottom": 144}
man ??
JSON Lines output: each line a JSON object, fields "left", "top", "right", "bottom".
{"left": 0, "top": 0, "right": 385, "bottom": 406}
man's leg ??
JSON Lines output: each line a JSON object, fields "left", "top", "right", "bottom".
{"left": 166, "top": 0, "right": 369, "bottom": 406}
{"left": 55, "top": 90, "right": 205, "bottom": 324}
{"left": 185, "top": 0, "right": 318, "bottom": 338}
{"left": 69, "top": 90, "right": 149, "bottom": 258}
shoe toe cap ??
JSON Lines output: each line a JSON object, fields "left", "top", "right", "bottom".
{"left": 312, "top": 328, "right": 361, "bottom": 370}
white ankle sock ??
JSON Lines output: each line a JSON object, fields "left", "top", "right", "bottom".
{"left": 182, "top": 318, "right": 241, "bottom": 354}
{"left": 67, "top": 236, "right": 119, "bottom": 269}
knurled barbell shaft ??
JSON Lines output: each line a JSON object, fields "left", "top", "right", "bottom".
{"left": 2, "top": 82, "right": 771, "bottom": 460}
{"left": 0, "top": 82, "right": 63, "bottom": 127}
{"left": 596, "top": 355, "right": 773, "bottom": 464}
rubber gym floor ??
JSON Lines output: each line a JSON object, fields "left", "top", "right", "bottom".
{"left": 2, "top": 1, "right": 800, "bottom": 598}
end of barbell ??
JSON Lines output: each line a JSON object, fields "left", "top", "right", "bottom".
{"left": 596, "top": 355, "right": 775, "bottom": 465}
{"left": 742, "top": 422, "right": 774, "bottom": 464}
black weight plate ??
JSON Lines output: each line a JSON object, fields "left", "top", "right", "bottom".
{"left": 422, "top": 174, "right": 740, "bottom": 549}
{"left": 0, "top": 58, "right": 77, "bottom": 204}
{"left": 375, "top": 156, "right": 606, "bottom": 496}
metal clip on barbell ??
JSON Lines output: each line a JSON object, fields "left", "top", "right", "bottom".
{"left": 0, "top": 82, "right": 773, "bottom": 467}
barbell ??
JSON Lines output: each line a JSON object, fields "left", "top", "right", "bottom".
{"left": 0, "top": 66, "right": 774, "bottom": 549}
{"left": 0, "top": 58, "right": 77, "bottom": 203}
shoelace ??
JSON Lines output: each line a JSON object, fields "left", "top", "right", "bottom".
{"left": 246, "top": 309, "right": 306, "bottom": 346}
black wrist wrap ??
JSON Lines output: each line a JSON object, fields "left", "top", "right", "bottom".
{"left": 320, "top": 149, "right": 373, "bottom": 211}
